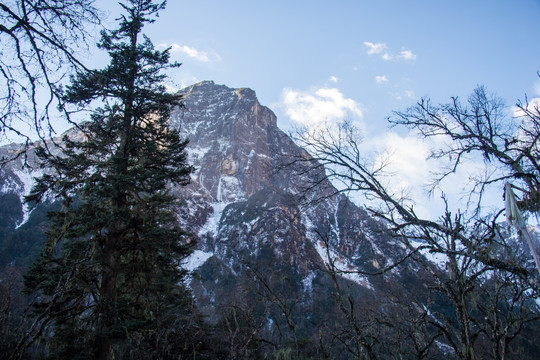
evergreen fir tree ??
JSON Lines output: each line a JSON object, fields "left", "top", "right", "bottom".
{"left": 23, "top": 1, "right": 196, "bottom": 359}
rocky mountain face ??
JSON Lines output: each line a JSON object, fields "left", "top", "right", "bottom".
{"left": 167, "top": 82, "right": 412, "bottom": 295}
{"left": 0, "top": 81, "right": 429, "bottom": 347}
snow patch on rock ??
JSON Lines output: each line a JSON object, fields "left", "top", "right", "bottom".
{"left": 302, "top": 213, "right": 373, "bottom": 290}
{"left": 410, "top": 239, "right": 447, "bottom": 270}
{"left": 199, "top": 202, "right": 228, "bottom": 237}
{"left": 12, "top": 168, "right": 44, "bottom": 228}
{"left": 183, "top": 250, "right": 214, "bottom": 272}
{"left": 302, "top": 271, "right": 316, "bottom": 293}
{"left": 313, "top": 239, "right": 373, "bottom": 290}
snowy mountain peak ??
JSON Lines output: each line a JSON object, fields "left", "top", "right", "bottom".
{"left": 162, "top": 82, "right": 408, "bottom": 286}
{"left": 0, "top": 81, "right": 415, "bottom": 317}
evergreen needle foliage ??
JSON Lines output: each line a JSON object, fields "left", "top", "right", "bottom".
{"left": 22, "top": 1, "right": 195, "bottom": 358}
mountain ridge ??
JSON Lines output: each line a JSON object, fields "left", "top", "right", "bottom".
{"left": 0, "top": 80, "right": 411, "bottom": 286}
{"left": 0, "top": 80, "right": 429, "bottom": 351}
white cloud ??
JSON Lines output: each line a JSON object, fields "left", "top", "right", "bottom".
{"left": 513, "top": 97, "right": 540, "bottom": 118}
{"left": 363, "top": 129, "right": 506, "bottom": 219}
{"left": 279, "top": 87, "right": 498, "bottom": 219}
{"left": 342, "top": 131, "right": 437, "bottom": 218}
{"left": 404, "top": 90, "right": 415, "bottom": 99}
{"left": 157, "top": 43, "right": 218, "bottom": 63}
{"left": 391, "top": 89, "right": 416, "bottom": 100}
{"left": 398, "top": 49, "right": 417, "bottom": 61}
{"left": 512, "top": 100, "right": 540, "bottom": 168}
{"left": 329, "top": 75, "right": 339, "bottom": 83}
{"left": 171, "top": 44, "right": 209, "bottom": 62}
{"left": 382, "top": 53, "right": 393, "bottom": 61}
{"left": 369, "top": 132, "right": 431, "bottom": 194}
{"left": 362, "top": 132, "right": 481, "bottom": 219}
{"left": 164, "top": 84, "right": 179, "bottom": 93}
{"left": 364, "top": 41, "right": 416, "bottom": 62}
{"left": 375, "top": 75, "right": 389, "bottom": 84}
{"left": 281, "top": 87, "right": 364, "bottom": 131}
{"left": 363, "top": 41, "right": 388, "bottom": 55}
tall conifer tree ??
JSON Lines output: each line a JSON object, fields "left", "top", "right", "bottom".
{"left": 23, "top": 1, "right": 195, "bottom": 358}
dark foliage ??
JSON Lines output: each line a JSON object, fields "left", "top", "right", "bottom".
{"left": 19, "top": 1, "right": 197, "bottom": 359}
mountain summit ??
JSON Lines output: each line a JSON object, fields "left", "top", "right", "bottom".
{"left": 162, "top": 82, "right": 420, "bottom": 308}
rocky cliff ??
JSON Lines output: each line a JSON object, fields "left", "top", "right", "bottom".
{"left": 164, "top": 82, "right": 422, "bottom": 317}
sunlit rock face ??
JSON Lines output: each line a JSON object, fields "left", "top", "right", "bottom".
{"left": 164, "top": 82, "right": 418, "bottom": 314}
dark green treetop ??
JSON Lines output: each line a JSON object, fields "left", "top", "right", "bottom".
{"left": 22, "top": 1, "right": 196, "bottom": 359}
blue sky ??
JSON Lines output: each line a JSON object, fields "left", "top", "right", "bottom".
{"left": 112, "top": 0, "right": 540, "bottom": 132}
{"left": 95, "top": 0, "right": 540, "bottom": 215}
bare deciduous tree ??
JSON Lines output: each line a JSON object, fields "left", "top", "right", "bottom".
{"left": 0, "top": 0, "right": 100, "bottom": 160}
{"left": 391, "top": 86, "right": 539, "bottom": 214}
{"left": 289, "top": 85, "right": 540, "bottom": 359}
